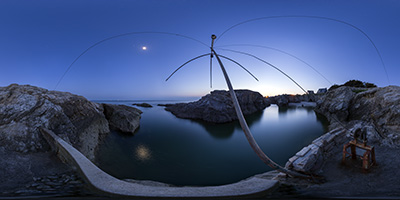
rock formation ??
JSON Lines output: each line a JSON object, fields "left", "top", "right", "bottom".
{"left": 0, "top": 84, "right": 142, "bottom": 161}
{"left": 285, "top": 85, "right": 400, "bottom": 174}
{"left": 315, "top": 86, "right": 356, "bottom": 122}
{"left": 164, "top": 90, "right": 270, "bottom": 123}
{"left": 132, "top": 103, "right": 152, "bottom": 108}
{"left": 103, "top": 104, "right": 142, "bottom": 133}
{"left": 267, "top": 93, "right": 316, "bottom": 107}
{"left": 315, "top": 85, "right": 400, "bottom": 146}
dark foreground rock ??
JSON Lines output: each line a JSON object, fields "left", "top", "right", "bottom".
{"left": 277, "top": 85, "right": 400, "bottom": 198}
{"left": 285, "top": 85, "right": 400, "bottom": 175}
{"left": 0, "top": 146, "right": 89, "bottom": 197}
{"left": 0, "top": 84, "right": 142, "bottom": 197}
{"left": 165, "top": 89, "right": 270, "bottom": 123}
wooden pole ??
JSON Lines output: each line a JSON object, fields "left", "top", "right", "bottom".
{"left": 210, "top": 35, "right": 310, "bottom": 178}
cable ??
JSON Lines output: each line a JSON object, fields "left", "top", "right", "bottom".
{"left": 55, "top": 31, "right": 209, "bottom": 89}
{"left": 166, "top": 55, "right": 259, "bottom": 83}
{"left": 165, "top": 53, "right": 211, "bottom": 82}
{"left": 219, "top": 48, "right": 308, "bottom": 94}
{"left": 216, "top": 15, "right": 390, "bottom": 84}
{"left": 216, "top": 44, "right": 332, "bottom": 85}
{"left": 218, "top": 54, "right": 259, "bottom": 82}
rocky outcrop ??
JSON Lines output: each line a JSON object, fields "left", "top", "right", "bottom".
{"left": 0, "top": 84, "right": 142, "bottom": 161}
{"left": 267, "top": 93, "right": 316, "bottom": 107}
{"left": 348, "top": 86, "right": 400, "bottom": 140}
{"left": 132, "top": 103, "right": 152, "bottom": 108}
{"left": 285, "top": 85, "right": 400, "bottom": 174}
{"left": 103, "top": 104, "right": 142, "bottom": 134}
{"left": 315, "top": 85, "right": 400, "bottom": 146}
{"left": 165, "top": 90, "right": 270, "bottom": 123}
{"left": 315, "top": 86, "right": 356, "bottom": 122}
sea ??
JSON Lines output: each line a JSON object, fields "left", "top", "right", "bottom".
{"left": 94, "top": 100, "right": 329, "bottom": 186}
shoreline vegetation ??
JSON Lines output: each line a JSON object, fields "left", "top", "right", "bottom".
{"left": 0, "top": 81, "right": 399, "bottom": 198}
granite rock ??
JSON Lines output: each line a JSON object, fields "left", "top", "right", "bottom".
{"left": 165, "top": 90, "right": 270, "bottom": 123}
{"left": 0, "top": 84, "right": 142, "bottom": 161}
{"left": 315, "top": 85, "right": 400, "bottom": 146}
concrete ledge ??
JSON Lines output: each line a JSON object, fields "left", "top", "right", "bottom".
{"left": 40, "top": 128, "right": 278, "bottom": 198}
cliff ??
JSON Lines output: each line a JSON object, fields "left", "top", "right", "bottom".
{"left": 0, "top": 84, "right": 142, "bottom": 161}
{"left": 164, "top": 89, "right": 270, "bottom": 123}
{"left": 282, "top": 85, "right": 400, "bottom": 197}
{"left": 315, "top": 85, "right": 400, "bottom": 146}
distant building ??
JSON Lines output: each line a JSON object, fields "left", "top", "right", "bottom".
{"left": 317, "top": 88, "right": 327, "bottom": 94}
{"left": 307, "top": 90, "right": 314, "bottom": 94}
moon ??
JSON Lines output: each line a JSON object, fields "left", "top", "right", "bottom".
{"left": 141, "top": 46, "right": 147, "bottom": 50}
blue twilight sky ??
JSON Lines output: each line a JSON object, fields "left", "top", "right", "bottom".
{"left": 1, "top": 0, "right": 399, "bottom": 100}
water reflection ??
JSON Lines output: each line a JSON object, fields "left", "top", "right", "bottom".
{"left": 278, "top": 106, "right": 317, "bottom": 119}
{"left": 135, "top": 144, "right": 152, "bottom": 161}
{"left": 190, "top": 111, "right": 264, "bottom": 139}
{"left": 97, "top": 101, "right": 329, "bottom": 186}
{"left": 278, "top": 106, "right": 289, "bottom": 113}
{"left": 202, "top": 122, "right": 235, "bottom": 139}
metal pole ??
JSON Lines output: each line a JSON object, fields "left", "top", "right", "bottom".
{"left": 210, "top": 35, "right": 310, "bottom": 179}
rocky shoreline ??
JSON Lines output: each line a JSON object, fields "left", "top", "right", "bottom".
{"left": 0, "top": 84, "right": 142, "bottom": 198}
{"left": 266, "top": 93, "right": 317, "bottom": 107}
{"left": 0, "top": 83, "right": 399, "bottom": 198}
{"left": 0, "top": 84, "right": 142, "bottom": 161}
{"left": 276, "top": 85, "right": 400, "bottom": 198}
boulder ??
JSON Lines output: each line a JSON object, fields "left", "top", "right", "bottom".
{"left": 164, "top": 90, "right": 270, "bottom": 123}
{"left": 103, "top": 104, "right": 142, "bottom": 134}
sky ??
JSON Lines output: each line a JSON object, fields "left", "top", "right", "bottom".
{"left": 1, "top": 0, "right": 399, "bottom": 100}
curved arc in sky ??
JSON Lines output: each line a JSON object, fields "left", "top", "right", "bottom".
{"left": 55, "top": 31, "right": 209, "bottom": 89}
{"left": 165, "top": 53, "right": 259, "bottom": 83}
{"left": 215, "top": 44, "right": 332, "bottom": 84}
{"left": 165, "top": 53, "right": 211, "bottom": 82}
{"left": 219, "top": 48, "right": 308, "bottom": 94}
{"left": 215, "top": 15, "right": 390, "bottom": 84}
{"left": 218, "top": 54, "right": 259, "bottom": 82}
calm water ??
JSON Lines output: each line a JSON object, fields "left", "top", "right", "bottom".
{"left": 96, "top": 100, "right": 328, "bottom": 186}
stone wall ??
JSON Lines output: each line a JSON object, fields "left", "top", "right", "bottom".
{"left": 285, "top": 128, "right": 347, "bottom": 173}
